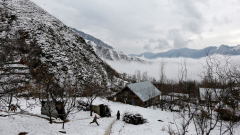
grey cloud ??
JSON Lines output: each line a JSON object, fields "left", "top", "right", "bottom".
{"left": 31, "top": 0, "right": 240, "bottom": 55}
{"left": 174, "top": 0, "right": 204, "bottom": 35}
{"left": 148, "top": 38, "right": 156, "bottom": 43}
{"left": 212, "top": 16, "right": 222, "bottom": 25}
{"left": 198, "top": 35, "right": 203, "bottom": 40}
{"left": 183, "top": 20, "right": 202, "bottom": 34}
{"left": 209, "top": 27, "right": 214, "bottom": 32}
{"left": 212, "top": 16, "right": 232, "bottom": 26}
{"left": 174, "top": 0, "right": 202, "bottom": 19}
{"left": 168, "top": 29, "right": 188, "bottom": 48}
{"left": 143, "top": 44, "right": 152, "bottom": 51}
{"left": 224, "top": 17, "right": 231, "bottom": 24}
{"left": 187, "top": 38, "right": 194, "bottom": 42}
{"left": 154, "top": 39, "right": 171, "bottom": 49}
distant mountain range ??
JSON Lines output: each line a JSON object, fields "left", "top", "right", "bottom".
{"left": 129, "top": 45, "right": 240, "bottom": 59}
{"left": 71, "top": 28, "right": 148, "bottom": 63}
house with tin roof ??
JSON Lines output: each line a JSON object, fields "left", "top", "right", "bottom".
{"left": 113, "top": 81, "right": 161, "bottom": 107}
{"left": 199, "top": 87, "right": 240, "bottom": 104}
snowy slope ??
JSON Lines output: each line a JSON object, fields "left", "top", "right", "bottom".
{"left": 72, "top": 28, "right": 148, "bottom": 63}
{"left": 87, "top": 40, "right": 148, "bottom": 63}
{"left": 0, "top": 98, "right": 113, "bottom": 135}
{"left": 71, "top": 28, "right": 113, "bottom": 49}
{"left": 0, "top": 0, "right": 123, "bottom": 90}
{"left": 1, "top": 98, "right": 240, "bottom": 135}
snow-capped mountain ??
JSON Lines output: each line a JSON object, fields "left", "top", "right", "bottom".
{"left": 130, "top": 45, "right": 240, "bottom": 59}
{"left": 87, "top": 40, "right": 148, "bottom": 63}
{"left": 71, "top": 28, "right": 148, "bottom": 63}
{"left": 71, "top": 28, "right": 113, "bottom": 50}
{"left": 0, "top": 0, "right": 123, "bottom": 91}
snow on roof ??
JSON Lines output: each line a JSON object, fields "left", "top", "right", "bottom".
{"left": 168, "top": 92, "right": 189, "bottom": 99}
{"left": 127, "top": 81, "right": 161, "bottom": 102}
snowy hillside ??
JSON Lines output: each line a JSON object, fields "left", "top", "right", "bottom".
{"left": 1, "top": 97, "right": 240, "bottom": 135}
{"left": 72, "top": 28, "right": 148, "bottom": 63}
{"left": 71, "top": 28, "right": 113, "bottom": 49}
{"left": 0, "top": 0, "right": 124, "bottom": 91}
{"left": 87, "top": 40, "right": 148, "bottom": 63}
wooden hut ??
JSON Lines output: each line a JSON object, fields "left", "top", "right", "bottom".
{"left": 91, "top": 104, "right": 111, "bottom": 117}
{"left": 113, "top": 81, "right": 161, "bottom": 107}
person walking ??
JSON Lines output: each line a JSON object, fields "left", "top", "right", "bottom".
{"left": 90, "top": 115, "right": 99, "bottom": 126}
{"left": 117, "top": 110, "right": 120, "bottom": 120}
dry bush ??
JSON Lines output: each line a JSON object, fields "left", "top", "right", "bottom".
{"left": 122, "top": 112, "right": 147, "bottom": 125}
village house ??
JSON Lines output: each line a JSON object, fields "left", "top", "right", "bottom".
{"left": 113, "top": 81, "right": 161, "bottom": 107}
{"left": 199, "top": 87, "right": 240, "bottom": 105}
{"left": 199, "top": 88, "right": 224, "bottom": 104}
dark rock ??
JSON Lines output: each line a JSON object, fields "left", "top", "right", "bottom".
{"left": 59, "top": 131, "right": 66, "bottom": 134}
{"left": 11, "top": 15, "right": 16, "bottom": 20}
{"left": 18, "top": 132, "right": 28, "bottom": 135}
{"left": 51, "top": 62, "right": 57, "bottom": 66}
{"left": 61, "top": 66, "right": 68, "bottom": 71}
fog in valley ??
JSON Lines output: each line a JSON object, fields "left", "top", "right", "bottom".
{"left": 105, "top": 55, "right": 240, "bottom": 82}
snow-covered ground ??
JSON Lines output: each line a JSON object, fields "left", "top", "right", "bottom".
{"left": 1, "top": 98, "right": 240, "bottom": 135}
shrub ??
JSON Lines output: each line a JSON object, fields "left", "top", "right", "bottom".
{"left": 77, "top": 100, "right": 90, "bottom": 111}
{"left": 215, "top": 108, "right": 240, "bottom": 122}
{"left": 122, "top": 112, "right": 147, "bottom": 125}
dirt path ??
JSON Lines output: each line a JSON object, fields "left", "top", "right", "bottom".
{"left": 104, "top": 118, "right": 116, "bottom": 135}
{"left": 117, "top": 122, "right": 126, "bottom": 135}
{"left": 103, "top": 117, "right": 127, "bottom": 135}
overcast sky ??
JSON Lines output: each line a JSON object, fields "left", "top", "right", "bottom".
{"left": 31, "top": 0, "right": 240, "bottom": 55}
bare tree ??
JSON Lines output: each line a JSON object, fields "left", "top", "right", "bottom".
{"left": 159, "top": 59, "right": 166, "bottom": 84}
{"left": 58, "top": 76, "right": 78, "bottom": 129}
{"left": 82, "top": 78, "right": 106, "bottom": 116}
{"left": 193, "top": 54, "right": 240, "bottom": 135}
{"left": 136, "top": 70, "right": 141, "bottom": 82}
{"left": 142, "top": 71, "right": 148, "bottom": 82}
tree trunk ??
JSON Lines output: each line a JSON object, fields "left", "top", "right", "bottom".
{"left": 160, "top": 99, "right": 163, "bottom": 111}
{"left": 49, "top": 111, "right": 52, "bottom": 124}
{"left": 46, "top": 83, "right": 52, "bottom": 124}
{"left": 90, "top": 103, "right": 93, "bottom": 116}
{"left": 62, "top": 116, "right": 65, "bottom": 129}
{"left": 8, "top": 93, "right": 13, "bottom": 111}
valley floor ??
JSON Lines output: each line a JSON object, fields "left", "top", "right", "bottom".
{"left": 1, "top": 98, "right": 240, "bottom": 135}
